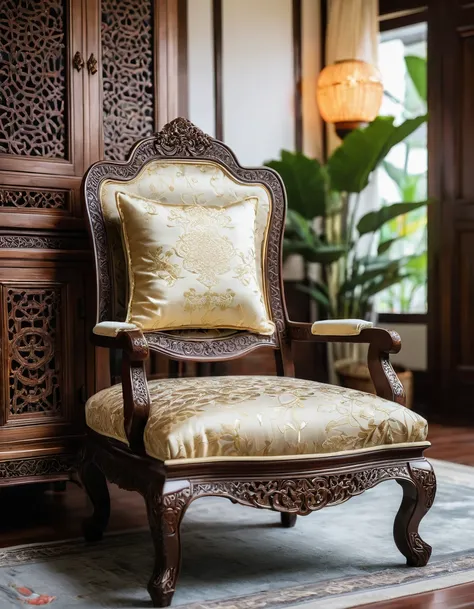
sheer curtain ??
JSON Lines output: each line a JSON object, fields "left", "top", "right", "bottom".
{"left": 323, "top": 0, "right": 380, "bottom": 377}
{"left": 325, "top": 0, "right": 379, "bottom": 154}
{"left": 325, "top": 0, "right": 380, "bottom": 282}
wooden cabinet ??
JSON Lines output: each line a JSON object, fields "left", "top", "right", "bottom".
{"left": 428, "top": 1, "right": 474, "bottom": 419}
{"left": 0, "top": 0, "right": 180, "bottom": 484}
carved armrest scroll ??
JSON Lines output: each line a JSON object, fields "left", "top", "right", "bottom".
{"left": 288, "top": 322, "right": 405, "bottom": 405}
{"left": 92, "top": 328, "right": 151, "bottom": 454}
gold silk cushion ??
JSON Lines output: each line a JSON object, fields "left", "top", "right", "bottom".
{"left": 85, "top": 376, "right": 429, "bottom": 463}
{"left": 100, "top": 160, "right": 273, "bottom": 322}
{"left": 116, "top": 192, "right": 274, "bottom": 334}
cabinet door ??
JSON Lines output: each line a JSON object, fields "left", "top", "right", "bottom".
{"left": 85, "top": 0, "right": 180, "bottom": 162}
{"left": 0, "top": 0, "right": 85, "bottom": 177}
{"left": 0, "top": 263, "right": 88, "bottom": 439}
{"left": 429, "top": 2, "right": 474, "bottom": 418}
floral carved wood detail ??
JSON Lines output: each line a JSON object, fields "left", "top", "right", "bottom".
{"left": 154, "top": 118, "right": 213, "bottom": 156}
{"left": 191, "top": 467, "right": 411, "bottom": 516}
{"left": 0, "top": 455, "right": 74, "bottom": 479}
{"left": 6, "top": 288, "right": 62, "bottom": 416}
{"left": 130, "top": 366, "right": 150, "bottom": 409}
{"left": 0, "top": 0, "right": 67, "bottom": 157}
{"left": 0, "top": 188, "right": 68, "bottom": 211}
{"left": 101, "top": 0, "right": 154, "bottom": 161}
{"left": 408, "top": 532, "right": 432, "bottom": 566}
{"left": 0, "top": 235, "right": 83, "bottom": 249}
{"left": 411, "top": 465, "right": 437, "bottom": 509}
{"left": 381, "top": 358, "right": 405, "bottom": 399}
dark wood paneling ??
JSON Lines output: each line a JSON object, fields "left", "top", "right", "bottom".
{"left": 457, "top": 225, "right": 474, "bottom": 367}
{"left": 177, "top": 0, "right": 188, "bottom": 117}
{"left": 293, "top": 0, "right": 303, "bottom": 152}
{"left": 460, "top": 32, "right": 474, "bottom": 198}
{"left": 379, "top": 0, "right": 426, "bottom": 15}
{"left": 0, "top": 0, "right": 85, "bottom": 177}
{"left": 212, "top": 0, "right": 223, "bottom": 140}
{"left": 0, "top": 0, "right": 180, "bottom": 486}
{"left": 378, "top": 313, "right": 428, "bottom": 324}
{"left": 429, "top": 0, "right": 474, "bottom": 420}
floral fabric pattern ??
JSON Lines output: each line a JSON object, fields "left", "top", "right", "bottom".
{"left": 116, "top": 192, "right": 274, "bottom": 334}
{"left": 99, "top": 160, "right": 272, "bottom": 322}
{"left": 85, "top": 376, "right": 429, "bottom": 462}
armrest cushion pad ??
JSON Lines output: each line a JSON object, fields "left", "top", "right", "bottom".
{"left": 93, "top": 321, "right": 139, "bottom": 337}
{"left": 311, "top": 319, "right": 373, "bottom": 336}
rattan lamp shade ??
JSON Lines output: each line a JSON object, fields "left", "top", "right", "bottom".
{"left": 317, "top": 59, "right": 383, "bottom": 138}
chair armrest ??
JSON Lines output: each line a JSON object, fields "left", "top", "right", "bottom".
{"left": 289, "top": 321, "right": 398, "bottom": 350}
{"left": 311, "top": 319, "right": 373, "bottom": 336}
{"left": 288, "top": 320, "right": 405, "bottom": 405}
{"left": 93, "top": 321, "right": 139, "bottom": 337}
{"left": 91, "top": 324, "right": 150, "bottom": 454}
{"left": 91, "top": 323, "right": 148, "bottom": 358}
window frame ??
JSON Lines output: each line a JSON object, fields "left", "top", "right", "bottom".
{"left": 377, "top": 0, "right": 428, "bottom": 323}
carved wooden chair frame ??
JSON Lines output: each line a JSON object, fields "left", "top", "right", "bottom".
{"left": 80, "top": 118, "right": 436, "bottom": 608}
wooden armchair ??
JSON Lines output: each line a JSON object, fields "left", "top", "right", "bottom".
{"left": 80, "top": 118, "right": 435, "bottom": 607}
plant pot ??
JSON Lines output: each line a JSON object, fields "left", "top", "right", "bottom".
{"left": 334, "top": 360, "right": 413, "bottom": 410}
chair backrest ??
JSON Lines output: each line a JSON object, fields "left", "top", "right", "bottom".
{"left": 82, "top": 118, "right": 288, "bottom": 361}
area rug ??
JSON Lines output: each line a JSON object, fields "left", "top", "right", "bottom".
{"left": 2, "top": 459, "right": 474, "bottom": 609}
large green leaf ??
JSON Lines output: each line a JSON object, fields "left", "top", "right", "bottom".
{"left": 285, "top": 209, "right": 314, "bottom": 242}
{"left": 340, "top": 260, "right": 400, "bottom": 293}
{"left": 405, "top": 55, "right": 427, "bottom": 103}
{"left": 382, "top": 161, "right": 425, "bottom": 202}
{"left": 298, "top": 283, "right": 332, "bottom": 312}
{"left": 382, "top": 160, "right": 406, "bottom": 186}
{"left": 405, "top": 252, "right": 427, "bottom": 275}
{"left": 383, "top": 115, "right": 427, "bottom": 156}
{"left": 377, "top": 237, "right": 399, "bottom": 255}
{"left": 357, "top": 200, "right": 428, "bottom": 235}
{"left": 327, "top": 115, "right": 427, "bottom": 194}
{"left": 265, "top": 151, "right": 327, "bottom": 219}
{"left": 283, "top": 240, "right": 346, "bottom": 264}
{"left": 363, "top": 272, "right": 414, "bottom": 299}
{"left": 340, "top": 255, "right": 418, "bottom": 294}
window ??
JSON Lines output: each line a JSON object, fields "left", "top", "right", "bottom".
{"left": 376, "top": 22, "right": 427, "bottom": 313}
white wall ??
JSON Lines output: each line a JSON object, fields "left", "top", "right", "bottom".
{"left": 388, "top": 323, "right": 427, "bottom": 371}
{"left": 302, "top": 0, "right": 322, "bottom": 158}
{"left": 187, "top": 0, "right": 216, "bottom": 136}
{"left": 186, "top": 0, "right": 323, "bottom": 164}
{"left": 222, "top": 0, "right": 294, "bottom": 165}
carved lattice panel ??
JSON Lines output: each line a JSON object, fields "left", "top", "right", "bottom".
{"left": 0, "top": 188, "right": 69, "bottom": 211}
{"left": 6, "top": 288, "right": 62, "bottom": 416}
{"left": 0, "top": 0, "right": 68, "bottom": 158}
{"left": 101, "top": 0, "right": 155, "bottom": 161}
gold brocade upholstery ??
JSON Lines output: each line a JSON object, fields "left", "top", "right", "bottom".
{"left": 85, "top": 376, "right": 429, "bottom": 463}
{"left": 116, "top": 192, "right": 274, "bottom": 334}
{"left": 99, "top": 160, "right": 273, "bottom": 322}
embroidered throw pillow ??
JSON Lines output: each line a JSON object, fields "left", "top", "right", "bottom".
{"left": 116, "top": 192, "right": 275, "bottom": 335}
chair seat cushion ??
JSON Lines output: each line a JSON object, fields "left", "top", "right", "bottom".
{"left": 85, "top": 376, "right": 429, "bottom": 463}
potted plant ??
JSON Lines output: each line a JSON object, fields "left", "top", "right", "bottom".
{"left": 264, "top": 59, "right": 428, "bottom": 406}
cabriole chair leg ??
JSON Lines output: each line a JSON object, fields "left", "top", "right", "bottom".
{"left": 145, "top": 485, "right": 190, "bottom": 607}
{"left": 79, "top": 458, "right": 111, "bottom": 543}
{"left": 393, "top": 461, "right": 436, "bottom": 566}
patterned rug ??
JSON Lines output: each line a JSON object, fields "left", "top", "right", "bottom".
{"left": 2, "top": 459, "right": 474, "bottom": 609}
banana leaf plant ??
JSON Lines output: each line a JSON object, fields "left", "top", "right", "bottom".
{"left": 377, "top": 55, "right": 428, "bottom": 312}
{"left": 265, "top": 114, "right": 428, "bottom": 321}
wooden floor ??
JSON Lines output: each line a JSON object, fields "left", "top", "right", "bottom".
{"left": 1, "top": 422, "right": 474, "bottom": 608}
